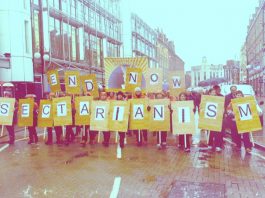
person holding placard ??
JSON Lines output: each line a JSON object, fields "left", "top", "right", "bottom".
{"left": 177, "top": 92, "right": 192, "bottom": 152}
{"left": 2, "top": 93, "right": 18, "bottom": 145}
{"left": 101, "top": 91, "right": 111, "bottom": 147}
{"left": 207, "top": 88, "right": 223, "bottom": 152}
{"left": 64, "top": 96, "right": 76, "bottom": 146}
{"left": 116, "top": 91, "right": 126, "bottom": 148}
{"left": 133, "top": 87, "right": 149, "bottom": 146}
{"left": 226, "top": 90, "right": 252, "bottom": 153}
{"left": 27, "top": 95, "right": 39, "bottom": 144}
{"left": 45, "top": 93, "right": 63, "bottom": 145}
{"left": 155, "top": 92, "right": 169, "bottom": 149}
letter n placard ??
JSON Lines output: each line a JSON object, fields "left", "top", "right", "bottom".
{"left": 198, "top": 95, "right": 224, "bottom": 132}
{"left": 90, "top": 101, "right": 110, "bottom": 131}
{"left": 64, "top": 70, "right": 81, "bottom": 94}
{"left": 125, "top": 67, "right": 142, "bottom": 92}
{"left": 232, "top": 96, "right": 262, "bottom": 133}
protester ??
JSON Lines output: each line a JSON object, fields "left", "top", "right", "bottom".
{"left": 155, "top": 92, "right": 168, "bottom": 149}
{"left": 226, "top": 90, "right": 252, "bottom": 153}
{"left": 213, "top": 85, "right": 225, "bottom": 147}
{"left": 133, "top": 87, "right": 148, "bottom": 146}
{"left": 45, "top": 92, "right": 63, "bottom": 145}
{"left": 207, "top": 88, "right": 222, "bottom": 152}
{"left": 100, "top": 91, "right": 111, "bottom": 147}
{"left": 224, "top": 85, "right": 238, "bottom": 144}
{"left": 64, "top": 96, "right": 76, "bottom": 146}
{"left": 176, "top": 92, "right": 192, "bottom": 152}
{"left": 26, "top": 94, "right": 39, "bottom": 144}
{"left": 80, "top": 92, "right": 91, "bottom": 147}
{"left": 116, "top": 91, "right": 126, "bottom": 148}
{"left": 3, "top": 92, "right": 17, "bottom": 145}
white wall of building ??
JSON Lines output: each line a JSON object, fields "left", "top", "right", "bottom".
{"left": 0, "top": 0, "right": 33, "bottom": 82}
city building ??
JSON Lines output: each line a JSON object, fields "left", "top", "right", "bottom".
{"left": 185, "top": 71, "right": 191, "bottom": 88}
{"left": 223, "top": 60, "right": 240, "bottom": 84}
{"left": 245, "top": 0, "right": 265, "bottom": 96}
{"left": 0, "top": 0, "right": 122, "bottom": 99}
{"left": 240, "top": 44, "right": 247, "bottom": 83}
{"left": 156, "top": 30, "right": 184, "bottom": 80}
{"left": 191, "top": 57, "right": 224, "bottom": 87}
{"left": 121, "top": 7, "right": 157, "bottom": 68}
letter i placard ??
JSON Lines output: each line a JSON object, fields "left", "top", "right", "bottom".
{"left": 231, "top": 96, "right": 262, "bottom": 133}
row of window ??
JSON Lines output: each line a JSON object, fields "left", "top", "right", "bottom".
{"left": 132, "top": 36, "right": 156, "bottom": 59}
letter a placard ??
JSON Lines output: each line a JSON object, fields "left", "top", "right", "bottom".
{"left": 145, "top": 68, "right": 163, "bottom": 93}
{"left": 109, "top": 100, "right": 130, "bottom": 132}
{"left": 18, "top": 98, "right": 34, "bottom": 127}
{"left": 81, "top": 74, "right": 99, "bottom": 98}
{"left": 90, "top": 101, "right": 110, "bottom": 131}
{"left": 148, "top": 99, "right": 170, "bottom": 131}
{"left": 52, "top": 97, "right": 72, "bottom": 126}
{"left": 64, "top": 70, "right": 81, "bottom": 94}
{"left": 38, "top": 99, "right": 53, "bottom": 127}
{"left": 75, "top": 96, "right": 93, "bottom": 125}
{"left": 171, "top": 101, "right": 195, "bottom": 135}
{"left": 232, "top": 96, "right": 262, "bottom": 133}
{"left": 125, "top": 67, "right": 142, "bottom": 92}
{"left": 47, "top": 69, "right": 61, "bottom": 93}
{"left": 129, "top": 99, "right": 149, "bottom": 130}
{"left": 198, "top": 95, "right": 224, "bottom": 132}
{"left": 0, "top": 97, "right": 15, "bottom": 126}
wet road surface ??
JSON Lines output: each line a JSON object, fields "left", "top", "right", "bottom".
{"left": 1, "top": 133, "right": 265, "bottom": 198}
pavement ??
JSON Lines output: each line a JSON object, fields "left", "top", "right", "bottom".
{"left": 1, "top": 127, "right": 265, "bottom": 198}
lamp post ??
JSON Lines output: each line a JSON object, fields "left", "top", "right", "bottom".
{"left": 34, "top": 52, "right": 50, "bottom": 98}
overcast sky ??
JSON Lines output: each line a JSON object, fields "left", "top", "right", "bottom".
{"left": 124, "top": 0, "right": 259, "bottom": 71}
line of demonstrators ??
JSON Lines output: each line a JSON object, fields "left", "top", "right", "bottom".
{"left": 2, "top": 85, "right": 257, "bottom": 153}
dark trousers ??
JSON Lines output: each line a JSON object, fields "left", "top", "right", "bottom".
{"left": 134, "top": 130, "right": 148, "bottom": 143}
{"left": 118, "top": 132, "right": 125, "bottom": 147}
{"left": 156, "top": 131, "right": 167, "bottom": 144}
{"left": 46, "top": 126, "right": 63, "bottom": 143}
{"left": 179, "top": 134, "right": 191, "bottom": 148}
{"left": 231, "top": 122, "right": 252, "bottom": 149}
{"left": 6, "top": 125, "right": 15, "bottom": 143}
{"left": 82, "top": 125, "right": 89, "bottom": 142}
{"left": 103, "top": 131, "right": 110, "bottom": 144}
{"left": 65, "top": 125, "right": 75, "bottom": 142}
{"left": 208, "top": 131, "right": 222, "bottom": 147}
{"left": 75, "top": 126, "right": 82, "bottom": 136}
{"left": 28, "top": 126, "right": 38, "bottom": 143}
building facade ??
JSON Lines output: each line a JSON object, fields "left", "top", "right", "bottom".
{"left": 245, "top": 0, "right": 265, "bottom": 96}
{"left": 0, "top": 0, "right": 122, "bottom": 99}
{"left": 156, "top": 30, "right": 184, "bottom": 80}
{"left": 191, "top": 57, "right": 224, "bottom": 87}
{"left": 223, "top": 60, "right": 240, "bottom": 84}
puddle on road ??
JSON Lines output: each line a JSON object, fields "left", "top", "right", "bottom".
{"left": 65, "top": 151, "right": 89, "bottom": 164}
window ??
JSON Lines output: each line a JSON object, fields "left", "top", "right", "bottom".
{"left": 33, "top": 10, "right": 40, "bottom": 53}
{"left": 71, "top": 26, "right": 77, "bottom": 61}
{"left": 24, "top": 20, "right": 30, "bottom": 54}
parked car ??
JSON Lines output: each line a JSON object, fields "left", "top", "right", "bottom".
{"left": 221, "top": 84, "right": 264, "bottom": 126}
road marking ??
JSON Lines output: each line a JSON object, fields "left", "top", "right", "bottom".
{"left": 110, "top": 177, "right": 121, "bottom": 198}
{"left": 0, "top": 144, "right": 9, "bottom": 152}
